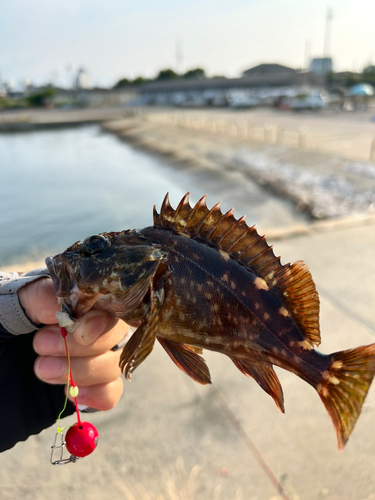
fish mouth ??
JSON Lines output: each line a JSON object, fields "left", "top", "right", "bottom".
{"left": 45, "top": 255, "right": 75, "bottom": 299}
{"left": 46, "top": 255, "right": 100, "bottom": 319}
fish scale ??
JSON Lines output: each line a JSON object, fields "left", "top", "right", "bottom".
{"left": 46, "top": 192, "right": 375, "bottom": 451}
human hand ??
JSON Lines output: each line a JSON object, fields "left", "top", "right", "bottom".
{"left": 18, "top": 278, "right": 127, "bottom": 411}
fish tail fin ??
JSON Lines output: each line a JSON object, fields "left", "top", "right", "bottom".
{"left": 317, "top": 343, "right": 375, "bottom": 450}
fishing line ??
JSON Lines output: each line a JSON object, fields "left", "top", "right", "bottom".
{"left": 212, "top": 385, "right": 292, "bottom": 500}
{"left": 60, "top": 327, "right": 82, "bottom": 426}
{"left": 50, "top": 326, "right": 99, "bottom": 465}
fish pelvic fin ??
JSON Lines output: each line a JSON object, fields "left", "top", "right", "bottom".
{"left": 231, "top": 358, "right": 285, "bottom": 413}
{"left": 317, "top": 343, "right": 375, "bottom": 451}
{"left": 158, "top": 338, "right": 211, "bottom": 385}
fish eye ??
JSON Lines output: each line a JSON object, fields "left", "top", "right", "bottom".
{"left": 81, "top": 235, "right": 110, "bottom": 256}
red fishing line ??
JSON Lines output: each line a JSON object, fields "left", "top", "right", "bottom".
{"left": 60, "top": 327, "right": 82, "bottom": 426}
{"left": 51, "top": 327, "right": 99, "bottom": 462}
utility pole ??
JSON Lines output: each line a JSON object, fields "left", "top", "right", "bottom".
{"left": 324, "top": 7, "right": 333, "bottom": 57}
{"left": 175, "top": 39, "right": 183, "bottom": 75}
{"left": 304, "top": 39, "right": 311, "bottom": 70}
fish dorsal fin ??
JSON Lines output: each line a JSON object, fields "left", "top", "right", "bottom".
{"left": 273, "top": 261, "right": 320, "bottom": 346}
{"left": 154, "top": 193, "right": 320, "bottom": 346}
{"left": 154, "top": 193, "right": 282, "bottom": 279}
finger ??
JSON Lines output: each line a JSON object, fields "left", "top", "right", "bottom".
{"left": 34, "top": 349, "right": 123, "bottom": 386}
{"left": 18, "top": 278, "right": 58, "bottom": 325}
{"left": 33, "top": 320, "right": 129, "bottom": 357}
{"left": 72, "top": 310, "right": 120, "bottom": 346}
{"left": 66, "top": 378, "right": 124, "bottom": 411}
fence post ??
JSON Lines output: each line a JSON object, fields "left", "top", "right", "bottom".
{"left": 298, "top": 126, "right": 307, "bottom": 148}
{"left": 370, "top": 138, "right": 375, "bottom": 162}
{"left": 228, "top": 121, "right": 236, "bottom": 136}
{"left": 276, "top": 125, "right": 284, "bottom": 143}
{"left": 264, "top": 122, "right": 273, "bottom": 142}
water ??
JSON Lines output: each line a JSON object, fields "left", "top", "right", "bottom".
{"left": 0, "top": 125, "right": 193, "bottom": 267}
{"left": 0, "top": 124, "right": 306, "bottom": 268}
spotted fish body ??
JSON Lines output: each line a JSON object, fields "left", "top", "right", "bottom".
{"left": 46, "top": 193, "right": 375, "bottom": 450}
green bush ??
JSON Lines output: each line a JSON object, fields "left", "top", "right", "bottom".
{"left": 26, "top": 88, "right": 55, "bottom": 107}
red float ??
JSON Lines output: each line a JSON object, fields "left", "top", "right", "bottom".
{"left": 65, "top": 422, "right": 99, "bottom": 458}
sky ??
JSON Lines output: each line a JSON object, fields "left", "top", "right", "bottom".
{"left": 1, "top": 0, "right": 374, "bottom": 89}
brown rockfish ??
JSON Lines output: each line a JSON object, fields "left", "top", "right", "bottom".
{"left": 46, "top": 193, "right": 375, "bottom": 450}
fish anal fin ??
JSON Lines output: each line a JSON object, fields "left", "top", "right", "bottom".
{"left": 158, "top": 338, "right": 211, "bottom": 385}
{"left": 231, "top": 358, "right": 285, "bottom": 413}
{"left": 273, "top": 261, "right": 321, "bottom": 347}
{"left": 318, "top": 343, "right": 375, "bottom": 450}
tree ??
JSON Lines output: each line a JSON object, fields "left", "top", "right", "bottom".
{"left": 363, "top": 65, "right": 375, "bottom": 74}
{"left": 132, "top": 77, "right": 150, "bottom": 85}
{"left": 113, "top": 76, "right": 151, "bottom": 88}
{"left": 156, "top": 69, "right": 179, "bottom": 81}
{"left": 182, "top": 68, "right": 205, "bottom": 79}
{"left": 26, "top": 88, "right": 55, "bottom": 107}
{"left": 113, "top": 78, "right": 131, "bottom": 88}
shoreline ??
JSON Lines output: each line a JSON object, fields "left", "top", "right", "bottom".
{"left": 102, "top": 113, "right": 375, "bottom": 226}
{"left": 0, "top": 106, "right": 135, "bottom": 132}
{"left": 3, "top": 107, "right": 375, "bottom": 272}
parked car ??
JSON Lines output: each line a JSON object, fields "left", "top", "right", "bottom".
{"left": 227, "top": 92, "right": 259, "bottom": 109}
{"left": 291, "top": 93, "right": 324, "bottom": 111}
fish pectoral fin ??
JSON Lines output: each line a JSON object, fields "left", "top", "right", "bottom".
{"left": 231, "top": 358, "right": 285, "bottom": 413}
{"left": 119, "top": 321, "right": 156, "bottom": 380}
{"left": 158, "top": 338, "right": 211, "bottom": 385}
{"left": 119, "top": 282, "right": 159, "bottom": 380}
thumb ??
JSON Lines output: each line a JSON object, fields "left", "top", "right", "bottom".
{"left": 18, "top": 278, "right": 59, "bottom": 326}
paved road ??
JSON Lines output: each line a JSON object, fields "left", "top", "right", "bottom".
{"left": 1, "top": 108, "right": 375, "bottom": 499}
{"left": 145, "top": 106, "right": 375, "bottom": 164}
{"left": 1, "top": 106, "right": 375, "bottom": 162}
{"left": 1, "top": 219, "right": 374, "bottom": 500}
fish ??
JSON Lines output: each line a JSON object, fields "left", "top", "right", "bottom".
{"left": 46, "top": 193, "right": 375, "bottom": 450}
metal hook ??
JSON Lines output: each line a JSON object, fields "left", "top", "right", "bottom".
{"left": 50, "top": 432, "right": 80, "bottom": 466}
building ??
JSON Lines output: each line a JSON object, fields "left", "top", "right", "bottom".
{"left": 309, "top": 58, "right": 333, "bottom": 77}
{"left": 138, "top": 64, "right": 323, "bottom": 107}
{"left": 242, "top": 63, "right": 296, "bottom": 77}
{"left": 75, "top": 67, "right": 92, "bottom": 90}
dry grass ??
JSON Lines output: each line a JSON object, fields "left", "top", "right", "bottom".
{"left": 117, "top": 457, "right": 244, "bottom": 500}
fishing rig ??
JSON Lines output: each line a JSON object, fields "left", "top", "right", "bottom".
{"left": 50, "top": 325, "right": 99, "bottom": 465}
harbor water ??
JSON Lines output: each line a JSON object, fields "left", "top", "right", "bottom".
{"left": 0, "top": 124, "right": 307, "bottom": 268}
{"left": 0, "top": 125, "right": 193, "bottom": 267}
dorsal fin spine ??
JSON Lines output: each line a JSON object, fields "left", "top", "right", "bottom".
{"left": 158, "top": 192, "right": 175, "bottom": 229}
{"left": 161, "top": 193, "right": 171, "bottom": 214}
{"left": 256, "top": 256, "right": 281, "bottom": 274}
{"left": 193, "top": 201, "right": 219, "bottom": 235}
{"left": 205, "top": 208, "right": 234, "bottom": 241}
{"left": 216, "top": 215, "right": 246, "bottom": 247}
{"left": 174, "top": 192, "right": 191, "bottom": 222}
{"left": 184, "top": 195, "right": 207, "bottom": 228}
{"left": 153, "top": 205, "right": 158, "bottom": 225}
{"left": 247, "top": 245, "right": 275, "bottom": 267}
{"left": 226, "top": 225, "right": 256, "bottom": 253}
{"left": 236, "top": 234, "right": 264, "bottom": 259}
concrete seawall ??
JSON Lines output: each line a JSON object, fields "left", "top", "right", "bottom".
{"left": 0, "top": 106, "right": 135, "bottom": 132}
{"left": 102, "top": 111, "right": 375, "bottom": 228}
